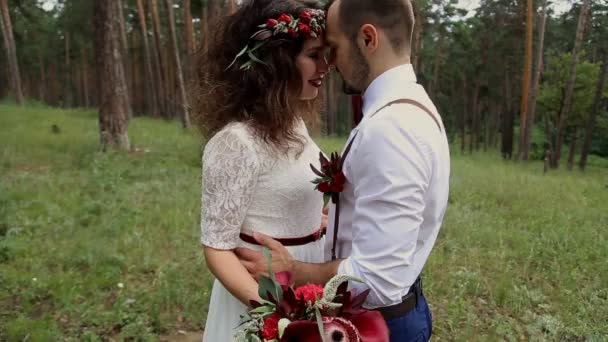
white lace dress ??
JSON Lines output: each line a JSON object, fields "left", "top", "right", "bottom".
{"left": 200, "top": 120, "right": 325, "bottom": 341}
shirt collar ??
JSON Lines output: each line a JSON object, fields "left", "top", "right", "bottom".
{"left": 362, "top": 64, "right": 417, "bottom": 118}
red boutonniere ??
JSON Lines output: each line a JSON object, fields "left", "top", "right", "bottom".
{"left": 311, "top": 152, "right": 346, "bottom": 206}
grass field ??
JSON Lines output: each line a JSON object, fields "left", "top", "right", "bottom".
{"left": 1, "top": 103, "right": 607, "bottom": 341}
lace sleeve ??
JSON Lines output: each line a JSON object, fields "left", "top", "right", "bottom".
{"left": 200, "top": 127, "right": 260, "bottom": 250}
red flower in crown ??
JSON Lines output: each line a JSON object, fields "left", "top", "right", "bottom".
{"left": 278, "top": 13, "right": 292, "bottom": 24}
{"left": 288, "top": 28, "right": 298, "bottom": 38}
{"left": 298, "top": 23, "right": 311, "bottom": 37}
{"left": 266, "top": 18, "right": 279, "bottom": 28}
{"left": 300, "top": 10, "right": 313, "bottom": 23}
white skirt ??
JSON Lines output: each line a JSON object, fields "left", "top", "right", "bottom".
{"left": 202, "top": 238, "right": 325, "bottom": 341}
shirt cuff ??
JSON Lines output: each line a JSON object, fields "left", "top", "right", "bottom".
{"left": 337, "top": 257, "right": 382, "bottom": 309}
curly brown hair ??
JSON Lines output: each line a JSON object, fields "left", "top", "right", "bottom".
{"left": 190, "top": 0, "right": 325, "bottom": 154}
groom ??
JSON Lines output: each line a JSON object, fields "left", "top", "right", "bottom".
{"left": 236, "top": 0, "right": 450, "bottom": 340}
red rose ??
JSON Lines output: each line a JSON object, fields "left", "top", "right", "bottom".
{"left": 261, "top": 313, "right": 281, "bottom": 340}
{"left": 295, "top": 284, "right": 324, "bottom": 305}
{"left": 266, "top": 19, "right": 279, "bottom": 28}
{"left": 331, "top": 183, "right": 344, "bottom": 193}
{"left": 278, "top": 14, "right": 292, "bottom": 24}
{"left": 318, "top": 182, "right": 331, "bottom": 193}
{"left": 298, "top": 23, "right": 311, "bottom": 37}
{"left": 288, "top": 28, "right": 298, "bottom": 38}
{"left": 332, "top": 172, "right": 346, "bottom": 187}
{"left": 300, "top": 11, "right": 313, "bottom": 23}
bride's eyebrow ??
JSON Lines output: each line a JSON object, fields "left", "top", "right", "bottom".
{"left": 306, "top": 46, "right": 324, "bottom": 52}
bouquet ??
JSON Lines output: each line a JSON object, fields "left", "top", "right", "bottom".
{"left": 235, "top": 249, "right": 389, "bottom": 342}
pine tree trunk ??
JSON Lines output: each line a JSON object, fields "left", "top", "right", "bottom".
{"left": 150, "top": 0, "right": 168, "bottom": 117}
{"left": 430, "top": 34, "right": 443, "bottom": 100}
{"left": 94, "top": 0, "right": 131, "bottom": 151}
{"left": 136, "top": 0, "right": 160, "bottom": 117}
{"left": 579, "top": 51, "right": 608, "bottom": 171}
{"left": 82, "top": 48, "right": 90, "bottom": 107}
{"left": 522, "top": 0, "right": 547, "bottom": 161}
{"left": 117, "top": 0, "right": 133, "bottom": 117}
{"left": 49, "top": 63, "right": 59, "bottom": 105}
{"left": 201, "top": 3, "right": 208, "bottom": 53}
{"left": 518, "top": 0, "right": 533, "bottom": 160}
{"left": 460, "top": 76, "right": 467, "bottom": 154}
{"left": 64, "top": 31, "right": 73, "bottom": 107}
{"left": 567, "top": 127, "right": 578, "bottom": 171}
{"left": 165, "top": 45, "right": 175, "bottom": 116}
{"left": 501, "top": 70, "right": 514, "bottom": 159}
{"left": 38, "top": 53, "right": 46, "bottom": 103}
{"left": 470, "top": 82, "right": 481, "bottom": 153}
{"left": 552, "top": 0, "right": 591, "bottom": 169}
{"left": 184, "top": 0, "right": 196, "bottom": 78}
{"left": 131, "top": 32, "right": 142, "bottom": 115}
{"left": 0, "top": 0, "right": 24, "bottom": 104}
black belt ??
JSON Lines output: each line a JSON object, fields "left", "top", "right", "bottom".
{"left": 375, "top": 277, "right": 423, "bottom": 321}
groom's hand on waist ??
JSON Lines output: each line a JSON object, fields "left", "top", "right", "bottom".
{"left": 235, "top": 232, "right": 295, "bottom": 281}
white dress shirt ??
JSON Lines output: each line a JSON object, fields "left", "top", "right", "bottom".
{"left": 324, "top": 64, "right": 451, "bottom": 309}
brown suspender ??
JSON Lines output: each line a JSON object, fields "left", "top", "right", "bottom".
{"left": 330, "top": 98, "right": 441, "bottom": 261}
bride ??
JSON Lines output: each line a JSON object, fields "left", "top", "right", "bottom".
{"left": 190, "top": 0, "right": 330, "bottom": 340}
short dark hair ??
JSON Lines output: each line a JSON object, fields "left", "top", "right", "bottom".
{"left": 330, "top": 0, "right": 414, "bottom": 54}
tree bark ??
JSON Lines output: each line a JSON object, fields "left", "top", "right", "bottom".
{"left": 82, "top": 47, "right": 90, "bottom": 107}
{"left": 470, "top": 81, "right": 481, "bottom": 153}
{"left": 135, "top": 0, "right": 159, "bottom": 117}
{"left": 567, "top": 127, "right": 578, "bottom": 171}
{"left": 64, "top": 31, "right": 74, "bottom": 107}
{"left": 522, "top": 0, "right": 548, "bottom": 161}
{"left": 0, "top": 0, "right": 24, "bottom": 104}
{"left": 430, "top": 34, "right": 443, "bottom": 100}
{"left": 38, "top": 53, "right": 46, "bottom": 103}
{"left": 136, "top": 0, "right": 159, "bottom": 116}
{"left": 94, "top": 0, "right": 131, "bottom": 151}
{"left": 552, "top": 0, "right": 591, "bottom": 168}
{"left": 460, "top": 76, "right": 467, "bottom": 154}
{"left": 201, "top": 2, "right": 209, "bottom": 53}
{"left": 579, "top": 51, "right": 608, "bottom": 171}
{"left": 184, "top": 0, "right": 196, "bottom": 78}
{"left": 518, "top": 0, "right": 534, "bottom": 160}
{"left": 501, "top": 70, "right": 514, "bottom": 159}
{"left": 117, "top": 0, "right": 133, "bottom": 117}
{"left": 131, "top": 32, "right": 142, "bottom": 114}
{"left": 150, "top": 0, "right": 168, "bottom": 117}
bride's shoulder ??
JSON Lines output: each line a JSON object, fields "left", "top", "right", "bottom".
{"left": 203, "top": 121, "right": 258, "bottom": 156}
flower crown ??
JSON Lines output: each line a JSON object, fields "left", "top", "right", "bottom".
{"left": 226, "top": 9, "right": 326, "bottom": 71}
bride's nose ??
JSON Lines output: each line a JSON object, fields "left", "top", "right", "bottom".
{"left": 317, "top": 55, "right": 330, "bottom": 74}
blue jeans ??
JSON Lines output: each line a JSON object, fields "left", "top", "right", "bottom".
{"left": 385, "top": 293, "right": 433, "bottom": 342}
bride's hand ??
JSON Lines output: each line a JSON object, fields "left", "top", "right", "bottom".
{"left": 235, "top": 232, "right": 295, "bottom": 281}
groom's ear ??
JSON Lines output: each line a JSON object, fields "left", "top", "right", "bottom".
{"left": 359, "top": 24, "right": 379, "bottom": 54}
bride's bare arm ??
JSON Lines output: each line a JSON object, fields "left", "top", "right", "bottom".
{"left": 204, "top": 246, "right": 262, "bottom": 306}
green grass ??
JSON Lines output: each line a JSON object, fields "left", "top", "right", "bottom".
{"left": 1, "top": 104, "right": 607, "bottom": 341}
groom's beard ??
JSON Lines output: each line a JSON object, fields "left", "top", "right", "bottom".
{"left": 341, "top": 44, "right": 369, "bottom": 95}
{"left": 342, "top": 81, "right": 361, "bottom": 95}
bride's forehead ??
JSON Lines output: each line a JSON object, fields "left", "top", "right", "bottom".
{"left": 302, "top": 37, "right": 326, "bottom": 50}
